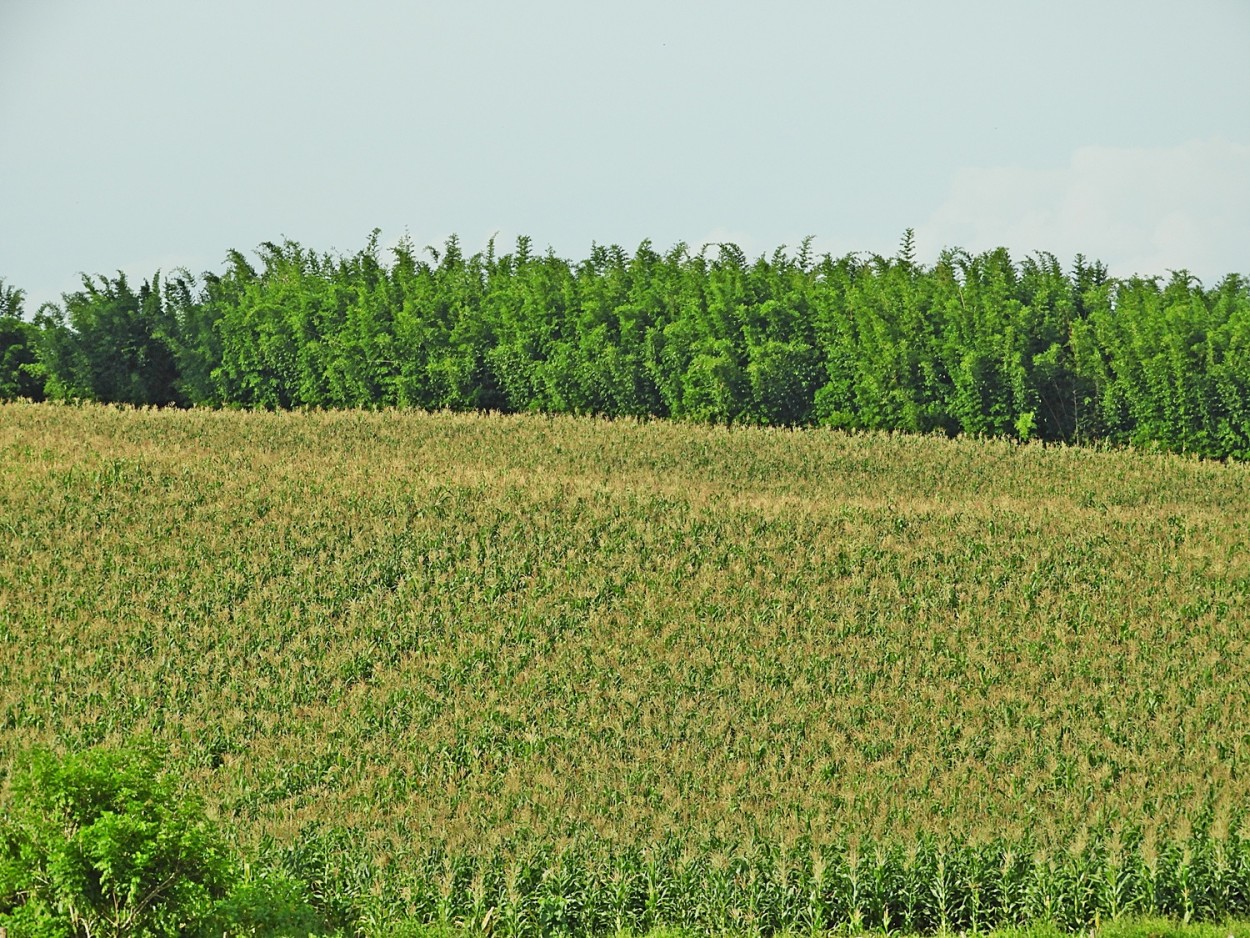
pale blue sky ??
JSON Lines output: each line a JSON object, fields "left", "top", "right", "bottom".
{"left": 2, "top": 0, "right": 1248, "bottom": 312}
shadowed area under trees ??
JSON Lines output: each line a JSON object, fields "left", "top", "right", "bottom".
{"left": 3, "top": 231, "right": 1248, "bottom": 458}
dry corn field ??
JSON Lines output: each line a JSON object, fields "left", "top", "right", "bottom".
{"left": 2, "top": 402, "right": 1250, "bottom": 934}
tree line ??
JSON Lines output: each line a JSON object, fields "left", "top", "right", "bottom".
{"left": 2, "top": 230, "right": 1248, "bottom": 458}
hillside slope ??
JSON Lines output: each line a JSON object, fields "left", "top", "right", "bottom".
{"left": 2, "top": 403, "right": 1249, "bottom": 929}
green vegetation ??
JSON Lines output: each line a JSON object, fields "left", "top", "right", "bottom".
{"left": 0, "top": 745, "right": 327, "bottom": 937}
{"left": 0, "top": 280, "right": 44, "bottom": 404}
{"left": 4, "top": 231, "right": 1250, "bottom": 457}
{"left": 1, "top": 404, "right": 1249, "bottom": 934}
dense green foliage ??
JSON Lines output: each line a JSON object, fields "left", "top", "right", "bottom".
{"left": 4, "top": 231, "right": 1249, "bottom": 457}
{"left": 0, "top": 280, "right": 45, "bottom": 403}
{"left": 32, "top": 273, "right": 182, "bottom": 407}
{"left": 0, "top": 745, "right": 327, "bottom": 937}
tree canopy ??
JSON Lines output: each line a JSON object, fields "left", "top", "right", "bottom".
{"left": 4, "top": 232, "right": 1248, "bottom": 459}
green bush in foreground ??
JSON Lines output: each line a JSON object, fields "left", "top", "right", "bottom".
{"left": 0, "top": 744, "right": 325, "bottom": 937}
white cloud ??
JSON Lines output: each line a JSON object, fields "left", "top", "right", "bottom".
{"left": 916, "top": 138, "right": 1250, "bottom": 282}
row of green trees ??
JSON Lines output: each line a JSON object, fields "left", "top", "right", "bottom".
{"left": 3, "top": 231, "right": 1248, "bottom": 457}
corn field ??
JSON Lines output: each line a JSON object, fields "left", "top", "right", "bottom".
{"left": 2, "top": 403, "right": 1249, "bottom": 934}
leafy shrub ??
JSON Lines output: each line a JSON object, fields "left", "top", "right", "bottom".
{"left": 0, "top": 744, "right": 326, "bottom": 938}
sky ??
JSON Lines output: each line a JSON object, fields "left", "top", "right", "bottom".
{"left": 2, "top": 0, "right": 1248, "bottom": 313}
